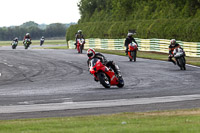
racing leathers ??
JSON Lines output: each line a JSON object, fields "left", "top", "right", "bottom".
{"left": 23, "top": 36, "right": 32, "bottom": 44}
{"left": 124, "top": 36, "right": 138, "bottom": 55}
{"left": 168, "top": 43, "right": 180, "bottom": 65}
{"left": 75, "top": 33, "right": 85, "bottom": 49}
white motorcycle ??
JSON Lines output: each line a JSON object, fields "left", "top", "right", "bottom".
{"left": 173, "top": 47, "right": 186, "bottom": 70}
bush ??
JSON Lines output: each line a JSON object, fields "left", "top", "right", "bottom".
{"left": 66, "top": 19, "right": 200, "bottom": 42}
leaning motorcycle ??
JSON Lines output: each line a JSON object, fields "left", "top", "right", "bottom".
{"left": 11, "top": 41, "right": 18, "bottom": 49}
{"left": 77, "top": 38, "right": 85, "bottom": 53}
{"left": 89, "top": 58, "right": 124, "bottom": 88}
{"left": 24, "top": 39, "right": 31, "bottom": 49}
{"left": 128, "top": 43, "right": 137, "bottom": 62}
{"left": 173, "top": 47, "right": 186, "bottom": 70}
{"left": 40, "top": 38, "right": 45, "bottom": 46}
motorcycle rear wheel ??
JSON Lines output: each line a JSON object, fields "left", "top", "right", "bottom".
{"left": 80, "top": 45, "right": 83, "bottom": 53}
{"left": 117, "top": 77, "right": 124, "bottom": 88}
{"left": 133, "top": 51, "right": 137, "bottom": 62}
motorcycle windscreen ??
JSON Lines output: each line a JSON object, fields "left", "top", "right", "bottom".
{"left": 89, "top": 58, "right": 100, "bottom": 68}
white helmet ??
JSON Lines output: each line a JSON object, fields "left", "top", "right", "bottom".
{"left": 170, "top": 39, "right": 176, "bottom": 45}
{"left": 26, "top": 33, "right": 30, "bottom": 36}
{"left": 87, "top": 48, "right": 95, "bottom": 59}
{"left": 78, "top": 30, "right": 82, "bottom": 34}
{"left": 127, "top": 32, "right": 135, "bottom": 36}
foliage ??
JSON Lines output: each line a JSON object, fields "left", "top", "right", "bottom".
{"left": 66, "top": 19, "right": 200, "bottom": 42}
{"left": 77, "top": 0, "right": 200, "bottom": 22}
{"left": 66, "top": 0, "right": 200, "bottom": 42}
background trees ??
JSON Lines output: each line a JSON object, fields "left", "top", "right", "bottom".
{"left": 66, "top": 0, "right": 200, "bottom": 42}
{"left": 0, "top": 21, "right": 75, "bottom": 41}
{"left": 77, "top": 0, "right": 200, "bottom": 22}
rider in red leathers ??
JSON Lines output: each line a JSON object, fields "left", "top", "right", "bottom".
{"left": 23, "top": 33, "right": 32, "bottom": 44}
{"left": 87, "top": 48, "right": 122, "bottom": 81}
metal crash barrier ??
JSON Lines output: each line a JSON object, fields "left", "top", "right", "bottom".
{"left": 68, "top": 38, "right": 200, "bottom": 57}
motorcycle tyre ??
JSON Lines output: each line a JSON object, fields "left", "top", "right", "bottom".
{"left": 133, "top": 50, "right": 137, "bottom": 62}
{"left": 97, "top": 72, "right": 110, "bottom": 88}
{"left": 117, "top": 77, "right": 124, "bottom": 88}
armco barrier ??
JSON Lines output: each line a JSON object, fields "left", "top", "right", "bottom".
{"left": 68, "top": 38, "right": 200, "bottom": 57}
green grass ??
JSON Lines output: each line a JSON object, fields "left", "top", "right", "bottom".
{"left": 0, "top": 40, "right": 66, "bottom": 46}
{"left": 95, "top": 49, "right": 200, "bottom": 67}
{"left": 0, "top": 109, "right": 200, "bottom": 133}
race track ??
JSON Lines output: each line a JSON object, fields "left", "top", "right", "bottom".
{"left": 0, "top": 46, "right": 200, "bottom": 120}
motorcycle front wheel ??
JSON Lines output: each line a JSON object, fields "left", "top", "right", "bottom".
{"left": 97, "top": 72, "right": 110, "bottom": 88}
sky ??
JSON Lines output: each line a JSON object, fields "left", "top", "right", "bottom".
{"left": 0, "top": 0, "right": 80, "bottom": 27}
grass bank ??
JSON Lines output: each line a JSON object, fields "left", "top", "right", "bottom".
{"left": 95, "top": 49, "right": 200, "bottom": 67}
{"left": 0, "top": 109, "right": 200, "bottom": 133}
{"left": 34, "top": 46, "right": 68, "bottom": 49}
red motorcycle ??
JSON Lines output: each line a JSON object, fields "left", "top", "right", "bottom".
{"left": 77, "top": 38, "right": 85, "bottom": 53}
{"left": 89, "top": 58, "right": 124, "bottom": 88}
{"left": 128, "top": 43, "right": 138, "bottom": 61}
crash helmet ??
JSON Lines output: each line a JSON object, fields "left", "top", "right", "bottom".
{"left": 26, "top": 33, "right": 30, "bottom": 37}
{"left": 14, "top": 37, "right": 18, "bottom": 40}
{"left": 127, "top": 32, "right": 134, "bottom": 37}
{"left": 78, "top": 30, "right": 82, "bottom": 34}
{"left": 87, "top": 48, "right": 95, "bottom": 59}
{"left": 170, "top": 39, "right": 176, "bottom": 46}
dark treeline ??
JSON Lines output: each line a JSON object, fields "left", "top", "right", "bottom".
{"left": 78, "top": 0, "right": 200, "bottom": 22}
{"left": 0, "top": 21, "right": 74, "bottom": 41}
{"left": 66, "top": 0, "right": 200, "bottom": 42}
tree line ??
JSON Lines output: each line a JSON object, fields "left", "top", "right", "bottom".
{"left": 0, "top": 21, "right": 74, "bottom": 41}
{"left": 78, "top": 0, "right": 200, "bottom": 23}
{"left": 66, "top": 0, "right": 200, "bottom": 42}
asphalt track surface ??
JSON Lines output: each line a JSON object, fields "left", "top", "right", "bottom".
{"left": 0, "top": 45, "right": 200, "bottom": 120}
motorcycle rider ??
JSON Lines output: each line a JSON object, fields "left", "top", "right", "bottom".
{"left": 12, "top": 37, "right": 18, "bottom": 43}
{"left": 11, "top": 37, "right": 18, "bottom": 48}
{"left": 40, "top": 36, "right": 45, "bottom": 46}
{"left": 87, "top": 48, "right": 122, "bottom": 81}
{"left": 168, "top": 39, "right": 181, "bottom": 65}
{"left": 75, "top": 30, "right": 85, "bottom": 49}
{"left": 124, "top": 31, "right": 138, "bottom": 55}
{"left": 23, "top": 33, "right": 32, "bottom": 44}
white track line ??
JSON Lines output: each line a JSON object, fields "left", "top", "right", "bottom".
{"left": 186, "top": 64, "right": 200, "bottom": 69}
{"left": 0, "top": 94, "right": 200, "bottom": 114}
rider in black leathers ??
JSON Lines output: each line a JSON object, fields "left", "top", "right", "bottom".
{"left": 87, "top": 48, "right": 122, "bottom": 81}
{"left": 124, "top": 32, "right": 138, "bottom": 55}
{"left": 75, "top": 30, "right": 85, "bottom": 49}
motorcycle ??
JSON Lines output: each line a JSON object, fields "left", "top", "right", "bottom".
{"left": 128, "top": 43, "right": 138, "bottom": 62}
{"left": 40, "top": 38, "right": 45, "bottom": 46}
{"left": 89, "top": 58, "right": 124, "bottom": 88}
{"left": 77, "top": 38, "right": 85, "bottom": 53}
{"left": 11, "top": 41, "right": 18, "bottom": 49}
{"left": 173, "top": 47, "right": 186, "bottom": 70}
{"left": 24, "top": 38, "right": 31, "bottom": 49}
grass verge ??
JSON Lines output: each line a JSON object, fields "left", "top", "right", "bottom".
{"left": 33, "top": 46, "right": 68, "bottom": 49}
{"left": 0, "top": 40, "right": 66, "bottom": 46}
{"left": 0, "top": 109, "right": 200, "bottom": 133}
{"left": 95, "top": 49, "right": 200, "bottom": 67}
